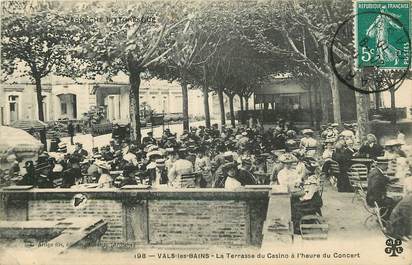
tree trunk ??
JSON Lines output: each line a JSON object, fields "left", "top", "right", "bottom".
{"left": 375, "top": 93, "right": 380, "bottom": 110}
{"left": 308, "top": 82, "right": 314, "bottom": 127}
{"left": 129, "top": 69, "right": 142, "bottom": 143}
{"left": 328, "top": 73, "right": 341, "bottom": 124}
{"left": 34, "top": 76, "right": 47, "bottom": 148}
{"left": 319, "top": 80, "right": 330, "bottom": 125}
{"left": 218, "top": 87, "right": 225, "bottom": 126}
{"left": 202, "top": 85, "right": 211, "bottom": 128}
{"left": 245, "top": 96, "right": 249, "bottom": 111}
{"left": 390, "top": 89, "right": 397, "bottom": 125}
{"left": 181, "top": 77, "right": 189, "bottom": 131}
{"left": 354, "top": 74, "right": 370, "bottom": 142}
{"left": 239, "top": 95, "right": 244, "bottom": 112}
{"left": 228, "top": 94, "right": 235, "bottom": 128}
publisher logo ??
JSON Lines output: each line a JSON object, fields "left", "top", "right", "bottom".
{"left": 385, "top": 238, "right": 403, "bottom": 257}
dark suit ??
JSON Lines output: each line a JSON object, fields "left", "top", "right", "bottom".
{"left": 72, "top": 149, "right": 88, "bottom": 161}
{"left": 366, "top": 167, "right": 396, "bottom": 220}
{"left": 237, "top": 169, "right": 258, "bottom": 186}
{"left": 332, "top": 148, "right": 354, "bottom": 192}
{"left": 387, "top": 194, "right": 412, "bottom": 239}
{"left": 358, "top": 143, "right": 383, "bottom": 160}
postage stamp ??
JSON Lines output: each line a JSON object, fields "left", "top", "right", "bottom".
{"left": 355, "top": 0, "right": 411, "bottom": 69}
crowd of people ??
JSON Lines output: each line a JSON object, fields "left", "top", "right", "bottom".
{"left": 3, "top": 119, "right": 411, "bottom": 237}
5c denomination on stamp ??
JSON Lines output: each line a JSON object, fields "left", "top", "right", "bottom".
{"left": 355, "top": 0, "right": 411, "bottom": 70}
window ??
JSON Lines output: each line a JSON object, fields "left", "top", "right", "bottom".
{"left": 8, "top": 95, "right": 18, "bottom": 101}
{"left": 61, "top": 102, "right": 67, "bottom": 114}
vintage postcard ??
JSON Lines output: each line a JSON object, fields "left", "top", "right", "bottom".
{"left": 0, "top": 0, "right": 411, "bottom": 264}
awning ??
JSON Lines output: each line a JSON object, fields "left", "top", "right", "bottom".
{"left": 91, "top": 84, "right": 127, "bottom": 95}
{"left": 256, "top": 78, "right": 306, "bottom": 95}
{"left": 10, "top": 120, "right": 47, "bottom": 131}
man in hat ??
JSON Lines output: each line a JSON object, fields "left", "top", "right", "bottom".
{"left": 67, "top": 121, "right": 75, "bottom": 145}
{"left": 165, "top": 147, "right": 178, "bottom": 172}
{"left": 150, "top": 159, "right": 169, "bottom": 187}
{"left": 72, "top": 143, "right": 88, "bottom": 162}
{"left": 18, "top": 161, "right": 36, "bottom": 186}
{"left": 142, "top": 131, "right": 157, "bottom": 146}
{"left": 238, "top": 159, "right": 258, "bottom": 185}
{"left": 387, "top": 140, "right": 407, "bottom": 158}
{"left": 168, "top": 148, "right": 193, "bottom": 187}
{"left": 195, "top": 146, "right": 212, "bottom": 187}
{"left": 273, "top": 127, "right": 287, "bottom": 150}
{"left": 367, "top": 156, "right": 399, "bottom": 221}
{"left": 123, "top": 144, "right": 139, "bottom": 167}
{"left": 49, "top": 132, "right": 61, "bottom": 152}
{"left": 386, "top": 177, "right": 412, "bottom": 239}
{"left": 111, "top": 150, "right": 128, "bottom": 171}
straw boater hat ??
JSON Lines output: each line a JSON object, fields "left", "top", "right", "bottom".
{"left": 156, "top": 158, "right": 166, "bottom": 167}
{"left": 302, "top": 129, "right": 314, "bottom": 135}
{"left": 147, "top": 150, "right": 162, "bottom": 159}
{"left": 385, "top": 139, "right": 403, "bottom": 147}
{"left": 331, "top": 123, "right": 339, "bottom": 127}
{"left": 92, "top": 154, "right": 103, "bottom": 159}
{"left": 271, "top": 149, "right": 286, "bottom": 156}
{"left": 223, "top": 162, "right": 237, "bottom": 171}
{"left": 278, "top": 153, "right": 298, "bottom": 163}
{"left": 58, "top": 142, "right": 67, "bottom": 152}
{"left": 376, "top": 155, "right": 391, "bottom": 161}
{"left": 95, "top": 161, "right": 111, "bottom": 170}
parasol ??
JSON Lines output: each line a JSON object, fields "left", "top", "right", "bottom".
{"left": 10, "top": 119, "right": 47, "bottom": 131}
{"left": 0, "top": 126, "right": 43, "bottom": 161}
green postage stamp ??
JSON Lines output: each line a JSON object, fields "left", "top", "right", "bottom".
{"left": 355, "top": 0, "right": 411, "bottom": 69}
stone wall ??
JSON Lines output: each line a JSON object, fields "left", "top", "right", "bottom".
{"left": 0, "top": 189, "right": 275, "bottom": 247}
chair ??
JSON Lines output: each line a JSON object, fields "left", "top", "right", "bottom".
{"left": 299, "top": 215, "right": 328, "bottom": 240}
{"left": 358, "top": 186, "right": 388, "bottom": 228}
{"left": 348, "top": 163, "right": 369, "bottom": 202}
{"left": 328, "top": 160, "right": 340, "bottom": 188}
{"left": 254, "top": 172, "right": 271, "bottom": 185}
{"left": 178, "top": 173, "right": 199, "bottom": 188}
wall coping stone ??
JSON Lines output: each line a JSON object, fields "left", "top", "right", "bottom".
{"left": 0, "top": 188, "right": 284, "bottom": 201}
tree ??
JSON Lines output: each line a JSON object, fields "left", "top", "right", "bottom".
{"left": 73, "top": 1, "right": 188, "bottom": 143}
{"left": 236, "top": 0, "right": 355, "bottom": 124}
{"left": 1, "top": 1, "right": 85, "bottom": 146}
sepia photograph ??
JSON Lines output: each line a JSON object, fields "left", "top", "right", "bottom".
{"left": 0, "top": 0, "right": 411, "bottom": 264}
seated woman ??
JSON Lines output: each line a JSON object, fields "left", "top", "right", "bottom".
{"left": 96, "top": 161, "right": 113, "bottom": 188}
{"left": 358, "top": 134, "right": 383, "bottom": 160}
{"left": 322, "top": 138, "right": 335, "bottom": 160}
{"left": 221, "top": 161, "right": 257, "bottom": 190}
{"left": 300, "top": 129, "right": 318, "bottom": 157}
{"left": 223, "top": 162, "right": 242, "bottom": 190}
{"left": 276, "top": 153, "right": 300, "bottom": 189}
{"left": 291, "top": 175, "right": 323, "bottom": 234}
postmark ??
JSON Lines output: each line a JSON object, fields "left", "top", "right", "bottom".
{"left": 355, "top": 1, "right": 411, "bottom": 70}
{"left": 329, "top": 7, "right": 411, "bottom": 94}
